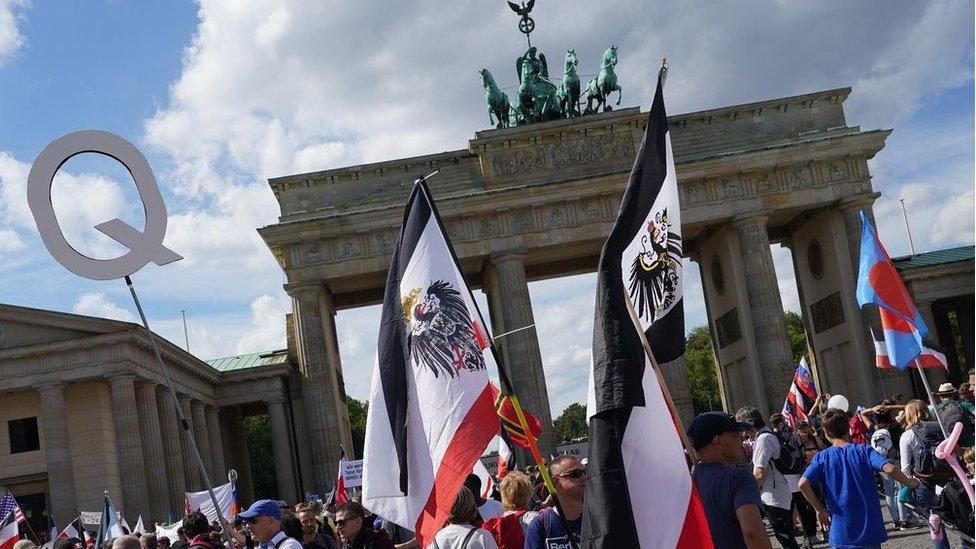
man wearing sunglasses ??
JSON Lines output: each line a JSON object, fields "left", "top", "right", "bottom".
{"left": 334, "top": 502, "right": 394, "bottom": 549}
{"left": 524, "top": 455, "right": 586, "bottom": 549}
{"left": 237, "top": 500, "right": 303, "bottom": 549}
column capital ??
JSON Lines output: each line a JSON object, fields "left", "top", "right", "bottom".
{"left": 265, "top": 396, "right": 287, "bottom": 406}
{"left": 284, "top": 281, "right": 323, "bottom": 299}
{"left": 36, "top": 381, "right": 65, "bottom": 392}
{"left": 107, "top": 373, "right": 137, "bottom": 385}
{"left": 837, "top": 192, "right": 881, "bottom": 211}
{"left": 731, "top": 212, "right": 771, "bottom": 229}
{"left": 489, "top": 250, "right": 528, "bottom": 265}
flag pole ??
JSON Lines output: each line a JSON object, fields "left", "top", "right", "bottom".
{"left": 122, "top": 276, "right": 231, "bottom": 542}
{"left": 913, "top": 358, "right": 949, "bottom": 437}
{"left": 621, "top": 293, "right": 700, "bottom": 464}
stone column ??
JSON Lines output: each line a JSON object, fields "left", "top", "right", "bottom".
{"left": 224, "top": 408, "right": 254, "bottom": 504}
{"left": 485, "top": 252, "right": 555, "bottom": 455}
{"left": 191, "top": 401, "right": 214, "bottom": 485}
{"left": 266, "top": 398, "right": 298, "bottom": 503}
{"left": 37, "top": 382, "right": 78, "bottom": 521}
{"left": 109, "top": 374, "right": 149, "bottom": 516}
{"left": 206, "top": 407, "right": 226, "bottom": 482}
{"left": 286, "top": 283, "right": 349, "bottom": 492}
{"left": 156, "top": 387, "right": 188, "bottom": 515}
{"left": 659, "top": 356, "right": 694, "bottom": 426}
{"left": 180, "top": 397, "right": 201, "bottom": 490}
{"left": 136, "top": 382, "right": 169, "bottom": 522}
{"left": 733, "top": 215, "right": 795, "bottom": 413}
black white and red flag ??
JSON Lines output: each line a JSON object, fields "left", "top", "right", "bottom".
{"left": 870, "top": 326, "right": 948, "bottom": 370}
{"left": 582, "top": 67, "right": 712, "bottom": 549}
{"left": 362, "top": 178, "right": 497, "bottom": 547}
{"left": 0, "top": 511, "right": 18, "bottom": 549}
{"left": 328, "top": 446, "right": 349, "bottom": 506}
{"left": 59, "top": 517, "right": 91, "bottom": 544}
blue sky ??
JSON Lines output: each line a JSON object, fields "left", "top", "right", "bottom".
{"left": 0, "top": 0, "right": 972, "bottom": 416}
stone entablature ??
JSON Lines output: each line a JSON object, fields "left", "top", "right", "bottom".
{"left": 267, "top": 87, "right": 855, "bottom": 222}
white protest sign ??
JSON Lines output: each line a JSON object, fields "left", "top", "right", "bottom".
{"left": 342, "top": 459, "right": 364, "bottom": 487}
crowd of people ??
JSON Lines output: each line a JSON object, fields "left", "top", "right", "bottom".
{"left": 18, "top": 381, "right": 973, "bottom": 549}
{"left": 691, "top": 380, "right": 975, "bottom": 549}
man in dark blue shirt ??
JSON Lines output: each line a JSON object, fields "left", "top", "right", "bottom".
{"left": 799, "top": 408, "right": 919, "bottom": 549}
{"left": 687, "top": 412, "right": 771, "bottom": 549}
{"left": 524, "top": 455, "right": 585, "bottom": 549}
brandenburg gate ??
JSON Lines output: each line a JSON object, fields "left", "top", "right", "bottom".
{"left": 259, "top": 86, "right": 912, "bottom": 492}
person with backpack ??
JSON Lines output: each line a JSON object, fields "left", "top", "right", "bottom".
{"left": 935, "top": 383, "right": 975, "bottom": 447}
{"left": 769, "top": 414, "right": 816, "bottom": 549}
{"left": 900, "top": 400, "right": 953, "bottom": 549}
{"left": 799, "top": 408, "right": 919, "bottom": 549}
{"left": 481, "top": 471, "right": 538, "bottom": 549}
{"left": 427, "top": 487, "right": 497, "bottom": 549}
{"left": 735, "top": 407, "right": 798, "bottom": 549}
{"left": 867, "top": 406, "right": 918, "bottom": 530}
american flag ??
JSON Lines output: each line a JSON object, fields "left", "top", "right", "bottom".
{"left": 782, "top": 357, "right": 818, "bottom": 428}
{"left": 0, "top": 492, "right": 26, "bottom": 524}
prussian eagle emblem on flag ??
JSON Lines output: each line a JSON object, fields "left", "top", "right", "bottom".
{"left": 628, "top": 207, "right": 682, "bottom": 324}
{"left": 402, "top": 280, "right": 490, "bottom": 378}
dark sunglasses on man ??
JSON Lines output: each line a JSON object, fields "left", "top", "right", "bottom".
{"left": 556, "top": 468, "right": 586, "bottom": 479}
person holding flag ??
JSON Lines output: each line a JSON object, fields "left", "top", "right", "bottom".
{"left": 781, "top": 357, "right": 817, "bottom": 429}
{"left": 581, "top": 61, "right": 712, "bottom": 549}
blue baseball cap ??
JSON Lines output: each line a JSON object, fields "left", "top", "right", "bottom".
{"left": 237, "top": 499, "right": 282, "bottom": 521}
{"left": 687, "top": 412, "right": 752, "bottom": 450}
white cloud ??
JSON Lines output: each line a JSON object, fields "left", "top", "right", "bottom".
{"left": 0, "top": 0, "right": 25, "bottom": 66}
{"left": 0, "top": 228, "right": 23, "bottom": 252}
{"left": 72, "top": 292, "right": 136, "bottom": 322}
{"left": 234, "top": 293, "right": 291, "bottom": 354}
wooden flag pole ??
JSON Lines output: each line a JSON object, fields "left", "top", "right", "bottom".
{"left": 622, "top": 293, "right": 700, "bottom": 464}
{"left": 914, "top": 358, "right": 949, "bottom": 437}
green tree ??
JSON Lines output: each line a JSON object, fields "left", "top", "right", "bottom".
{"left": 784, "top": 311, "right": 809, "bottom": 365}
{"left": 347, "top": 395, "right": 368, "bottom": 458}
{"left": 553, "top": 403, "right": 588, "bottom": 443}
{"left": 685, "top": 325, "right": 721, "bottom": 414}
{"left": 243, "top": 415, "right": 277, "bottom": 500}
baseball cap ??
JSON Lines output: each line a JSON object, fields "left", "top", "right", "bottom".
{"left": 687, "top": 412, "right": 752, "bottom": 450}
{"left": 237, "top": 499, "right": 282, "bottom": 521}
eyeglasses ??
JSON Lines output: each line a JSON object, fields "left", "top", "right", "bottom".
{"left": 556, "top": 468, "right": 586, "bottom": 479}
{"left": 335, "top": 518, "right": 359, "bottom": 527}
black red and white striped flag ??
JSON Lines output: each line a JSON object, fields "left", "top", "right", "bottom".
{"left": 362, "top": 178, "right": 497, "bottom": 547}
{"left": 327, "top": 447, "right": 348, "bottom": 506}
{"left": 0, "top": 511, "right": 19, "bottom": 549}
{"left": 582, "top": 67, "right": 712, "bottom": 549}
{"left": 871, "top": 326, "right": 948, "bottom": 370}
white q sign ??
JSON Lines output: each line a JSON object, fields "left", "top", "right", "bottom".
{"left": 27, "top": 130, "right": 182, "bottom": 280}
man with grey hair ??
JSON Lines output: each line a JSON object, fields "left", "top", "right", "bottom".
{"left": 138, "top": 534, "right": 157, "bottom": 549}
{"left": 111, "top": 536, "right": 141, "bottom": 549}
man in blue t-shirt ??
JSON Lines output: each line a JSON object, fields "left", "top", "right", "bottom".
{"left": 687, "top": 412, "right": 772, "bottom": 549}
{"left": 524, "top": 455, "right": 585, "bottom": 549}
{"left": 799, "top": 408, "right": 920, "bottom": 549}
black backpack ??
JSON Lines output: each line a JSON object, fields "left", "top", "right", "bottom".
{"left": 912, "top": 421, "right": 954, "bottom": 485}
{"left": 937, "top": 400, "right": 975, "bottom": 447}
{"left": 759, "top": 428, "right": 806, "bottom": 475}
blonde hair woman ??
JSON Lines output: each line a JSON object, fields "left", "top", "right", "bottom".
{"left": 899, "top": 399, "right": 952, "bottom": 549}
{"left": 482, "top": 472, "right": 540, "bottom": 549}
{"left": 428, "top": 487, "right": 498, "bottom": 549}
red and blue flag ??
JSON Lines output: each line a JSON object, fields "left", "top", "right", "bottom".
{"left": 855, "top": 211, "right": 928, "bottom": 370}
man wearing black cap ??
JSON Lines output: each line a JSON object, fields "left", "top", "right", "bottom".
{"left": 687, "top": 412, "right": 772, "bottom": 549}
